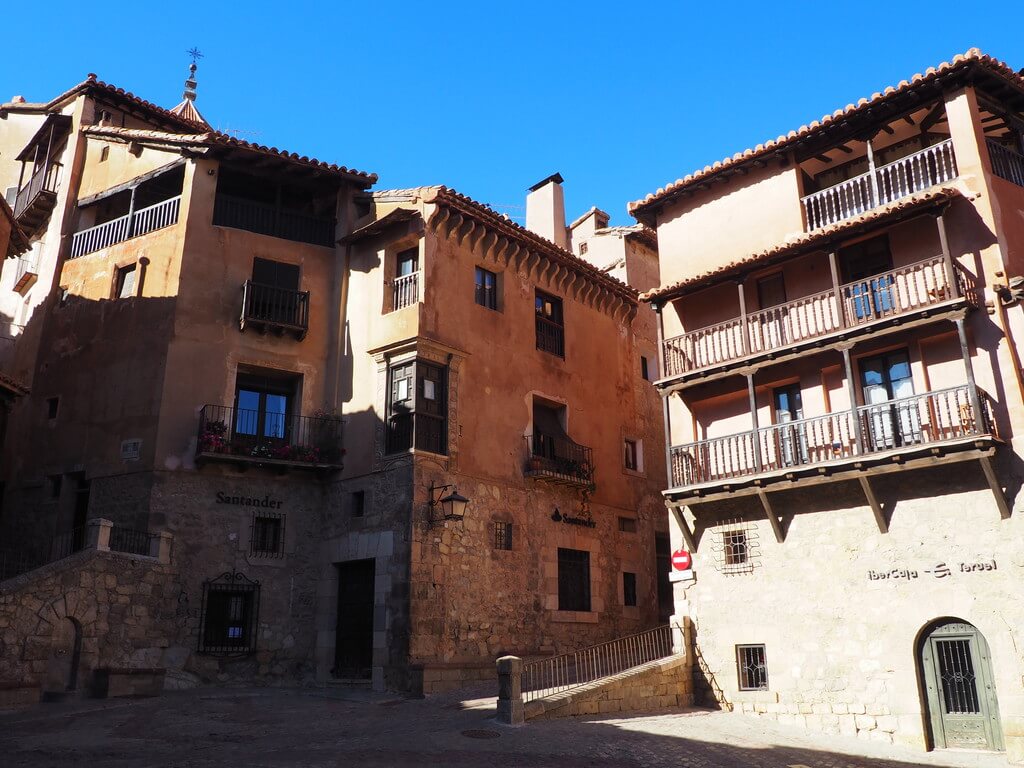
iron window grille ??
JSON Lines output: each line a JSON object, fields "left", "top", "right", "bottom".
{"left": 557, "top": 547, "right": 591, "bottom": 612}
{"left": 493, "top": 521, "right": 513, "bottom": 550}
{"left": 712, "top": 519, "right": 760, "bottom": 575}
{"left": 198, "top": 571, "right": 260, "bottom": 655}
{"left": 475, "top": 266, "right": 498, "bottom": 310}
{"left": 618, "top": 517, "right": 638, "bottom": 533}
{"left": 250, "top": 512, "right": 284, "bottom": 557}
{"left": 736, "top": 644, "right": 769, "bottom": 691}
{"left": 623, "top": 572, "right": 637, "bottom": 607}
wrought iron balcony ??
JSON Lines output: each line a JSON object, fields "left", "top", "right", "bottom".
{"left": 987, "top": 139, "right": 1024, "bottom": 187}
{"left": 801, "top": 139, "right": 957, "bottom": 231}
{"left": 212, "top": 194, "right": 335, "bottom": 247}
{"left": 240, "top": 281, "right": 310, "bottom": 339}
{"left": 661, "top": 255, "right": 971, "bottom": 384}
{"left": 70, "top": 196, "right": 181, "bottom": 259}
{"left": 667, "top": 385, "right": 997, "bottom": 500}
{"left": 196, "top": 404, "right": 344, "bottom": 469}
{"left": 13, "top": 161, "right": 61, "bottom": 236}
{"left": 525, "top": 433, "right": 594, "bottom": 488}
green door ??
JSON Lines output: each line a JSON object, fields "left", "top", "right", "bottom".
{"left": 921, "top": 620, "right": 1003, "bottom": 752}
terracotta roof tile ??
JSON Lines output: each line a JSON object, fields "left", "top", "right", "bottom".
{"left": 642, "top": 186, "right": 963, "bottom": 303}
{"left": 629, "top": 49, "right": 1023, "bottom": 219}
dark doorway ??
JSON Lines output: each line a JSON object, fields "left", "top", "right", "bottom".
{"left": 333, "top": 559, "right": 375, "bottom": 680}
{"left": 920, "top": 619, "right": 1003, "bottom": 752}
{"left": 42, "top": 617, "right": 81, "bottom": 701}
{"left": 772, "top": 384, "right": 808, "bottom": 467}
{"left": 655, "top": 533, "right": 673, "bottom": 623}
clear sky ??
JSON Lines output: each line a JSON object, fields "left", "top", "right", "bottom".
{"left": 4, "top": 2, "right": 1023, "bottom": 225}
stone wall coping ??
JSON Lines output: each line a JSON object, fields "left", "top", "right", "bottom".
{"left": 0, "top": 547, "right": 166, "bottom": 594}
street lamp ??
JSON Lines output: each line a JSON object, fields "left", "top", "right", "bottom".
{"left": 428, "top": 482, "right": 470, "bottom": 526}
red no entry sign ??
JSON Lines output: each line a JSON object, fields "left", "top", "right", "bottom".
{"left": 671, "top": 549, "right": 692, "bottom": 571}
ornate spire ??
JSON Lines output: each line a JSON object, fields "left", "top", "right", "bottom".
{"left": 182, "top": 61, "right": 198, "bottom": 103}
{"left": 170, "top": 50, "right": 210, "bottom": 128}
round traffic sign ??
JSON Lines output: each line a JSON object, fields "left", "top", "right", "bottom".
{"left": 671, "top": 549, "right": 692, "bottom": 571}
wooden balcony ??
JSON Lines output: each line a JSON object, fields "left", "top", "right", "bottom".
{"left": 661, "top": 255, "right": 972, "bottom": 388}
{"left": 801, "top": 139, "right": 957, "bottom": 231}
{"left": 240, "top": 281, "right": 310, "bottom": 340}
{"left": 13, "top": 161, "right": 61, "bottom": 237}
{"left": 987, "top": 139, "right": 1024, "bottom": 187}
{"left": 391, "top": 271, "right": 420, "bottom": 311}
{"left": 12, "top": 256, "right": 39, "bottom": 293}
{"left": 666, "top": 385, "right": 997, "bottom": 503}
{"left": 212, "top": 194, "right": 335, "bottom": 247}
{"left": 70, "top": 196, "right": 181, "bottom": 259}
{"left": 196, "top": 404, "right": 344, "bottom": 470}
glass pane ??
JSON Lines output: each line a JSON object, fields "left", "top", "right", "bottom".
{"left": 397, "top": 378, "right": 410, "bottom": 402}
{"left": 118, "top": 267, "right": 136, "bottom": 298}
{"left": 423, "top": 380, "right": 435, "bottom": 401}
{"left": 263, "top": 394, "right": 287, "bottom": 438}
{"left": 861, "top": 359, "right": 885, "bottom": 389}
{"left": 888, "top": 353, "right": 912, "bottom": 388}
{"left": 236, "top": 390, "right": 260, "bottom": 435}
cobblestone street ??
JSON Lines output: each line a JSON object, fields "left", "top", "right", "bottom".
{"left": 0, "top": 687, "right": 1011, "bottom": 768}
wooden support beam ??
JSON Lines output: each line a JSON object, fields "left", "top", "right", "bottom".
{"left": 859, "top": 476, "right": 888, "bottom": 533}
{"left": 920, "top": 102, "right": 947, "bottom": 132}
{"left": 978, "top": 456, "right": 1011, "bottom": 519}
{"left": 757, "top": 491, "right": 784, "bottom": 543}
{"left": 669, "top": 505, "right": 697, "bottom": 551}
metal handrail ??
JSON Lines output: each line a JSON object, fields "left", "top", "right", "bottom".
{"left": 14, "top": 161, "right": 61, "bottom": 217}
{"left": 197, "top": 404, "right": 344, "bottom": 466}
{"left": 524, "top": 433, "right": 594, "bottom": 486}
{"left": 241, "top": 280, "right": 310, "bottom": 331}
{"left": 521, "top": 624, "right": 679, "bottom": 703}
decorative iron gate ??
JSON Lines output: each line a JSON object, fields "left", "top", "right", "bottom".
{"left": 920, "top": 620, "right": 1003, "bottom": 752}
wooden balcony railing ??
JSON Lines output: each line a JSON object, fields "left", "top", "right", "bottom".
{"left": 392, "top": 271, "right": 420, "bottom": 311}
{"left": 70, "top": 196, "right": 181, "bottom": 259}
{"left": 669, "top": 385, "right": 995, "bottom": 491}
{"left": 197, "top": 404, "right": 344, "bottom": 468}
{"left": 240, "top": 281, "right": 310, "bottom": 339}
{"left": 662, "top": 255, "right": 967, "bottom": 380}
{"left": 536, "top": 315, "right": 565, "bottom": 357}
{"left": 13, "top": 161, "right": 61, "bottom": 218}
{"left": 802, "top": 139, "right": 957, "bottom": 231}
{"left": 212, "top": 194, "right": 335, "bottom": 247}
{"left": 525, "top": 433, "right": 594, "bottom": 488}
{"left": 987, "top": 139, "right": 1024, "bottom": 187}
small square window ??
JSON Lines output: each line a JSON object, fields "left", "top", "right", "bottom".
{"left": 618, "top": 516, "right": 638, "bottom": 533}
{"left": 351, "top": 491, "right": 365, "bottom": 518}
{"left": 46, "top": 397, "right": 59, "bottom": 420}
{"left": 736, "top": 644, "right": 769, "bottom": 691}
{"left": 579, "top": 242, "right": 588, "bottom": 255}
{"left": 493, "top": 521, "right": 513, "bottom": 551}
{"left": 623, "top": 572, "right": 637, "bottom": 607}
{"left": 641, "top": 356, "right": 650, "bottom": 381}
{"left": 396, "top": 378, "right": 410, "bottom": 402}
{"left": 251, "top": 513, "right": 284, "bottom": 557}
{"left": 199, "top": 574, "right": 260, "bottom": 654}
{"left": 624, "top": 439, "right": 639, "bottom": 471}
{"left": 115, "top": 264, "right": 137, "bottom": 299}
{"left": 475, "top": 267, "right": 498, "bottom": 310}
{"left": 99, "top": 145, "right": 110, "bottom": 162}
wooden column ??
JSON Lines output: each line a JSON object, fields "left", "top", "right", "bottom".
{"left": 954, "top": 316, "right": 984, "bottom": 433}
{"left": 865, "top": 138, "right": 881, "bottom": 206}
{"left": 828, "top": 250, "right": 846, "bottom": 328}
{"left": 841, "top": 344, "right": 864, "bottom": 454}
{"left": 654, "top": 302, "right": 667, "bottom": 381}
{"left": 737, "top": 281, "right": 749, "bottom": 356}
{"left": 935, "top": 212, "right": 960, "bottom": 300}
{"left": 125, "top": 186, "right": 138, "bottom": 239}
{"left": 655, "top": 303, "right": 677, "bottom": 490}
{"left": 746, "top": 371, "right": 762, "bottom": 472}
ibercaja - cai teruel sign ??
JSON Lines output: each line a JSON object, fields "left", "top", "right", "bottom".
{"left": 867, "top": 559, "right": 997, "bottom": 581}
{"left": 215, "top": 492, "right": 283, "bottom": 509}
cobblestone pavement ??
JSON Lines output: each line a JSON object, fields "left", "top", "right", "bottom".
{"left": 0, "top": 686, "right": 1012, "bottom": 768}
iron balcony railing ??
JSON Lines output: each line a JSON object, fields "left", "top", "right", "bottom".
{"left": 522, "top": 624, "right": 678, "bottom": 703}
{"left": 525, "top": 433, "right": 594, "bottom": 487}
{"left": 240, "top": 281, "right": 310, "bottom": 336}
{"left": 0, "top": 526, "right": 85, "bottom": 582}
{"left": 662, "top": 255, "right": 968, "bottom": 379}
{"left": 212, "top": 194, "right": 335, "bottom": 247}
{"left": 70, "top": 196, "right": 181, "bottom": 259}
{"left": 536, "top": 315, "right": 565, "bottom": 357}
{"left": 14, "top": 161, "right": 62, "bottom": 218}
{"left": 669, "top": 385, "right": 996, "bottom": 491}
{"left": 109, "top": 526, "right": 159, "bottom": 557}
{"left": 802, "top": 139, "right": 957, "bottom": 231}
{"left": 392, "top": 271, "right": 420, "bottom": 311}
{"left": 987, "top": 139, "right": 1024, "bottom": 188}
{"left": 197, "top": 404, "right": 344, "bottom": 467}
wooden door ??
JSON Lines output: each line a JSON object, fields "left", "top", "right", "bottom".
{"left": 334, "top": 559, "right": 376, "bottom": 680}
{"left": 921, "top": 620, "right": 1003, "bottom": 752}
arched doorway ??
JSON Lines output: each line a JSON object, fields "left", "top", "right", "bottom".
{"left": 919, "top": 619, "right": 1003, "bottom": 752}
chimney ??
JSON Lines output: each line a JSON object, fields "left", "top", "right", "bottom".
{"left": 526, "top": 173, "right": 568, "bottom": 250}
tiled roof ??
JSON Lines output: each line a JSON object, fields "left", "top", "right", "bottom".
{"left": 596, "top": 224, "right": 658, "bottom": 250}
{"left": 84, "top": 126, "right": 377, "bottom": 185}
{"left": 642, "top": 186, "right": 963, "bottom": 303}
{"left": 169, "top": 99, "right": 210, "bottom": 128}
{"left": 629, "top": 49, "right": 1023, "bottom": 219}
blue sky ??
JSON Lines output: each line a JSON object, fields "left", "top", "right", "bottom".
{"left": 4, "top": 2, "right": 1022, "bottom": 224}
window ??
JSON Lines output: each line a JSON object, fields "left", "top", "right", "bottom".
{"left": 351, "top": 490, "right": 365, "bottom": 518}
{"left": 386, "top": 360, "right": 447, "bottom": 455}
{"left": 579, "top": 242, "right": 588, "bottom": 255}
{"left": 5, "top": 186, "right": 18, "bottom": 206}
{"left": 557, "top": 547, "right": 591, "bottom": 612}
{"left": 46, "top": 397, "right": 59, "bottom": 420}
{"left": 723, "top": 530, "right": 750, "bottom": 574}
{"left": 535, "top": 290, "right": 565, "bottom": 357}
{"left": 233, "top": 372, "right": 298, "bottom": 452}
{"left": 623, "top": 572, "right": 637, "bottom": 607}
{"left": 99, "top": 145, "right": 110, "bottom": 162}
{"left": 736, "top": 645, "right": 769, "bottom": 691}
{"left": 246, "top": 258, "right": 304, "bottom": 328}
{"left": 392, "top": 248, "right": 420, "bottom": 311}
{"left": 493, "top": 521, "right": 513, "bottom": 551}
{"left": 840, "top": 236, "right": 895, "bottom": 321}
{"left": 624, "top": 439, "right": 639, "bottom": 471}
{"left": 756, "top": 272, "right": 787, "bottom": 309}
{"left": 641, "top": 355, "right": 651, "bottom": 381}
{"left": 115, "top": 264, "right": 137, "bottom": 299}
{"left": 474, "top": 267, "right": 498, "bottom": 310}
{"left": 251, "top": 512, "right": 284, "bottom": 557}
{"left": 199, "top": 572, "right": 260, "bottom": 654}
{"left": 618, "top": 516, "right": 638, "bottom": 533}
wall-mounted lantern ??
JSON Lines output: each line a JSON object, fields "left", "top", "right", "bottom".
{"left": 428, "top": 482, "right": 470, "bottom": 527}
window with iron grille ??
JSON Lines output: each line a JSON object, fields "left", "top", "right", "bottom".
{"left": 250, "top": 512, "right": 284, "bottom": 556}
{"left": 535, "top": 290, "right": 565, "bottom": 358}
{"left": 623, "top": 572, "right": 637, "bottom": 607}
{"left": 723, "top": 531, "right": 749, "bottom": 572}
{"left": 386, "top": 360, "right": 447, "bottom": 455}
{"left": 713, "top": 520, "right": 759, "bottom": 575}
{"left": 199, "top": 572, "right": 260, "bottom": 654}
{"left": 493, "top": 521, "right": 513, "bottom": 550}
{"left": 475, "top": 267, "right": 498, "bottom": 310}
{"left": 557, "top": 547, "right": 591, "bottom": 611}
{"left": 736, "top": 644, "right": 769, "bottom": 691}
